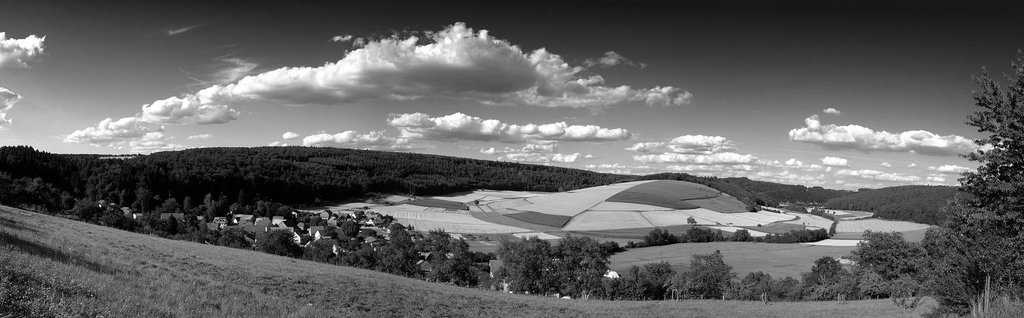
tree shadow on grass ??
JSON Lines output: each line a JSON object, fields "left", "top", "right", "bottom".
{"left": 0, "top": 230, "right": 118, "bottom": 275}
{"left": 0, "top": 215, "right": 39, "bottom": 233}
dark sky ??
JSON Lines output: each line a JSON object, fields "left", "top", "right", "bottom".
{"left": 1, "top": 0, "right": 1021, "bottom": 189}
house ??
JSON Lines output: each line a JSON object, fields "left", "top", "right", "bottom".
{"left": 234, "top": 214, "right": 254, "bottom": 224}
{"left": 319, "top": 211, "right": 331, "bottom": 219}
{"left": 271, "top": 216, "right": 287, "bottom": 227}
{"left": 213, "top": 217, "right": 228, "bottom": 224}
{"left": 326, "top": 219, "right": 338, "bottom": 227}
{"left": 603, "top": 270, "right": 620, "bottom": 279}
{"left": 159, "top": 213, "right": 185, "bottom": 221}
{"left": 308, "top": 226, "right": 330, "bottom": 241}
{"left": 251, "top": 218, "right": 271, "bottom": 234}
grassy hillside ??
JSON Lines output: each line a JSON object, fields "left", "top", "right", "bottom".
{"left": 0, "top": 205, "right": 935, "bottom": 317}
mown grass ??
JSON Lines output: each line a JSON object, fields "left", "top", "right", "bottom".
{"left": 0, "top": 205, "right": 934, "bottom": 317}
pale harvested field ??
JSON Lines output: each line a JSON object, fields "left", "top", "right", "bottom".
{"left": 707, "top": 226, "right": 768, "bottom": 237}
{"left": 517, "top": 181, "right": 650, "bottom": 216}
{"left": 562, "top": 211, "right": 655, "bottom": 231}
{"left": 642, "top": 210, "right": 717, "bottom": 226}
{"left": 610, "top": 242, "right": 857, "bottom": 278}
{"left": 432, "top": 190, "right": 543, "bottom": 203}
{"left": 588, "top": 201, "right": 674, "bottom": 211}
{"left": 836, "top": 219, "right": 930, "bottom": 233}
{"left": 802, "top": 239, "right": 864, "bottom": 247}
{"left": 371, "top": 204, "right": 532, "bottom": 233}
{"left": 830, "top": 209, "right": 874, "bottom": 220}
{"left": 783, "top": 212, "right": 835, "bottom": 229}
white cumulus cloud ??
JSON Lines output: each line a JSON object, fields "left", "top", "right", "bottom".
{"left": 583, "top": 51, "right": 637, "bottom": 68}
{"left": 187, "top": 134, "right": 212, "bottom": 140}
{"left": 134, "top": 23, "right": 690, "bottom": 109}
{"left": 823, "top": 107, "right": 841, "bottom": 115}
{"left": 282, "top": 131, "right": 299, "bottom": 140}
{"left": 633, "top": 152, "right": 757, "bottom": 165}
{"left": 301, "top": 130, "right": 411, "bottom": 151}
{"left": 503, "top": 152, "right": 580, "bottom": 163}
{"left": 389, "top": 112, "right": 631, "bottom": 143}
{"left": 835, "top": 169, "right": 922, "bottom": 183}
{"left": 788, "top": 114, "right": 978, "bottom": 156}
{"left": 880, "top": 162, "right": 893, "bottom": 168}
{"left": 626, "top": 135, "right": 734, "bottom": 154}
{"left": 0, "top": 87, "right": 22, "bottom": 129}
{"left": 0, "top": 32, "right": 45, "bottom": 69}
{"left": 820, "top": 156, "right": 850, "bottom": 167}
{"left": 928, "top": 164, "right": 972, "bottom": 174}
{"left": 331, "top": 34, "right": 354, "bottom": 42}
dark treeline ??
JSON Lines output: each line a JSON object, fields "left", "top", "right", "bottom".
{"left": 722, "top": 177, "right": 853, "bottom": 205}
{"left": 626, "top": 227, "right": 832, "bottom": 249}
{"left": 823, "top": 186, "right": 958, "bottom": 225}
{"left": 495, "top": 232, "right": 928, "bottom": 304}
{"left": 0, "top": 146, "right": 858, "bottom": 216}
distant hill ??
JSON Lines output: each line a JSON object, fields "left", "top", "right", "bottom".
{"left": 722, "top": 178, "right": 853, "bottom": 204}
{"left": 0, "top": 146, "right": 853, "bottom": 214}
{"left": 823, "top": 185, "right": 959, "bottom": 225}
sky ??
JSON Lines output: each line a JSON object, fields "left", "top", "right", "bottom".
{"left": 1, "top": 0, "right": 1022, "bottom": 190}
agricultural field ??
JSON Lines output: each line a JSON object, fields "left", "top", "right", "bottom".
{"left": 610, "top": 242, "right": 857, "bottom": 278}
{"left": 782, "top": 212, "right": 836, "bottom": 229}
{"left": 836, "top": 219, "right": 930, "bottom": 233}
{"left": 0, "top": 205, "right": 933, "bottom": 318}
{"left": 371, "top": 204, "right": 533, "bottom": 234}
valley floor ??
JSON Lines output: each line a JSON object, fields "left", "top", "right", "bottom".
{"left": 0, "top": 205, "right": 935, "bottom": 317}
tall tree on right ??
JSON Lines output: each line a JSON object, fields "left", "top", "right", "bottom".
{"left": 925, "top": 50, "right": 1024, "bottom": 315}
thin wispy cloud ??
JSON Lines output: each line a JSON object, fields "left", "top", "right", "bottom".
{"left": 165, "top": 24, "right": 202, "bottom": 36}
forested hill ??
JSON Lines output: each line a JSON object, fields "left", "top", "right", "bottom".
{"left": 0, "top": 145, "right": 884, "bottom": 214}
{"left": 823, "top": 185, "right": 959, "bottom": 225}
{"left": 720, "top": 177, "right": 853, "bottom": 204}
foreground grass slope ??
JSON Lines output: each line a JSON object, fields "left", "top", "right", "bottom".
{"left": 0, "top": 205, "right": 933, "bottom": 317}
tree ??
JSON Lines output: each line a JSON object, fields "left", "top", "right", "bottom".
{"left": 731, "top": 229, "right": 752, "bottom": 242}
{"left": 851, "top": 231, "right": 924, "bottom": 280}
{"left": 924, "top": 50, "right": 1024, "bottom": 314}
{"left": 496, "top": 236, "right": 555, "bottom": 294}
{"left": 218, "top": 228, "right": 251, "bottom": 249}
{"left": 303, "top": 239, "right": 337, "bottom": 263}
{"left": 551, "top": 236, "right": 611, "bottom": 298}
{"left": 258, "top": 230, "right": 302, "bottom": 257}
{"left": 339, "top": 220, "right": 361, "bottom": 238}
{"left": 801, "top": 256, "right": 847, "bottom": 300}
{"left": 685, "top": 251, "right": 733, "bottom": 299}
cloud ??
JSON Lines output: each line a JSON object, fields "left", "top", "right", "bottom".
{"left": 0, "top": 32, "right": 45, "bottom": 69}
{"left": 480, "top": 143, "right": 557, "bottom": 155}
{"left": 139, "top": 94, "right": 239, "bottom": 125}
{"left": 926, "top": 174, "right": 947, "bottom": 183}
{"left": 166, "top": 24, "right": 201, "bottom": 36}
{"left": 282, "top": 131, "right": 299, "bottom": 140}
{"left": 584, "top": 51, "right": 637, "bottom": 68}
{"left": 389, "top": 112, "right": 631, "bottom": 143}
{"left": 880, "top": 162, "right": 892, "bottom": 168}
{"left": 268, "top": 141, "right": 288, "bottom": 147}
{"left": 187, "top": 134, "right": 212, "bottom": 140}
{"left": 502, "top": 152, "right": 580, "bottom": 163}
{"left": 633, "top": 152, "right": 757, "bottom": 165}
{"left": 835, "top": 169, "right": 922, "bottom": 183}
{"left": 819, "top": 156, "right": 850, "bottom": 167}
{"left": 626, "top": 135, "right": 734, "bottom": 154}
{"left": 331, "top": 34, "right": 354, "bottom": 42}
{"left": 212, "top": 58, "right": 258, "bottom": 84}
{"left": 928, "top": 164, "right": 972, "bottom": 175}
{"left": 64, "top": 117, "right": 162, "bottom": 145}
{"left": 908, "top": 163, "right": 917, "bottom": 168}
{"left": 823, "top": 107, "right": 841, "bottom": 115}
{"left": 788, "top": 114, "right": 978, "bottom": 156}
{"left": 0, "top": 87, "right": 22, "bottom": 129}
{"left": 301, "top": 130, "right": 411, "bottom": 150}
{"left": 145, "top": 23, "right": 690, "bottom": 109}
{"left": 122, "top": 132, "right": 186, "bottom": 153}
